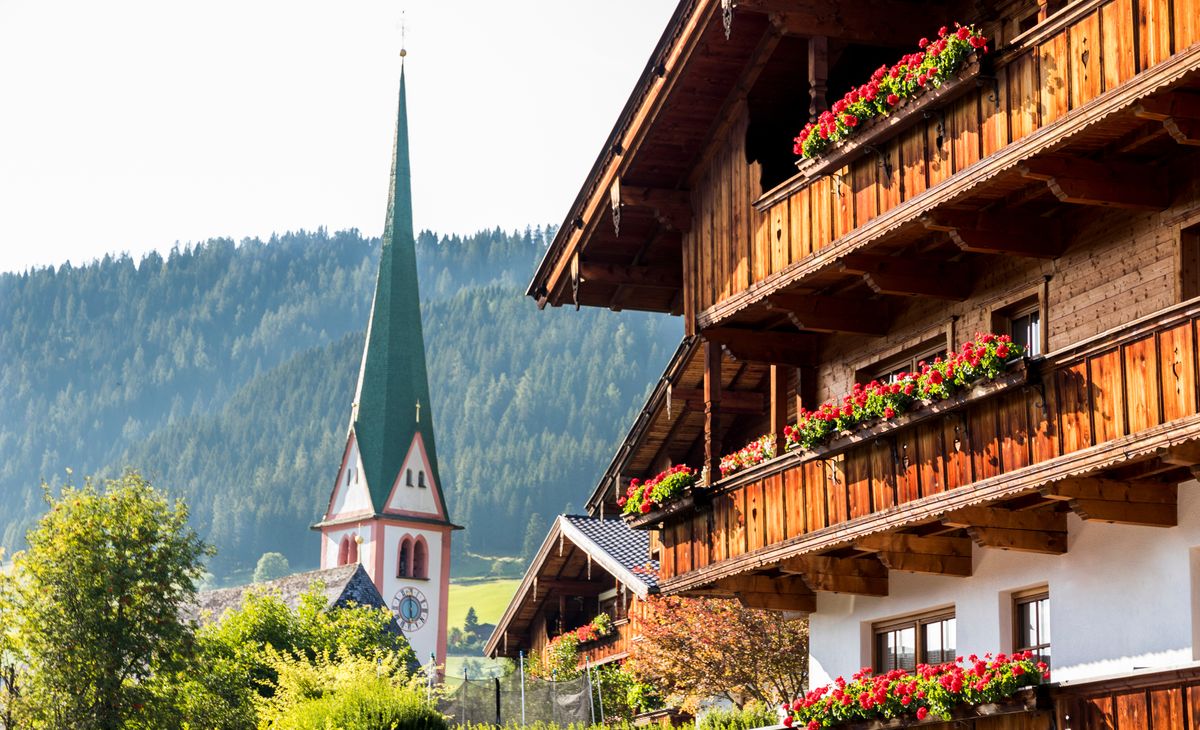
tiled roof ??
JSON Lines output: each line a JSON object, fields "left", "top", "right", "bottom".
{"left": 184, "top": 563, "right": 391, "bottom": 625}
{"left": 561, "top": 515, "right": 660, "bottom": 592}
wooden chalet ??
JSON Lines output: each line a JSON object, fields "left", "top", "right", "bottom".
{"left": 484, "top": 516, "right": 657, "bottom": 670}
{"left": 530, "top": 0, "right": 1200, "bottom": 726}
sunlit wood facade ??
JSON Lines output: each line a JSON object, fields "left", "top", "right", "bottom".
{"left": 531, "top": 0, "right": 1200, "bottom": 725}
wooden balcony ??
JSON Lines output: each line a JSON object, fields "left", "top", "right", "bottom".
{"left": 686, "top": 0, "right": 1200, "bottom": 331}
{"left": 576, "top": 618, "right": 637, "bottom": 667}
{"left": 642, "top": 299, "right": 1200, "bottom": 595}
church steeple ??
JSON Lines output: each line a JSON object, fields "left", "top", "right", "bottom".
{"left": 351, "top": 61, "right": 446, "bottom": 519}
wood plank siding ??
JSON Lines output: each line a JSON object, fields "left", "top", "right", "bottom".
{"left": 655, "top": 301, "right": 1200, "bottom": 581}
{"left": 682, "top": 0, "right": 1200, "bottom": 324}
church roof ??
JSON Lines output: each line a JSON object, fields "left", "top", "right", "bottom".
{"left": 185, "top": 564, "right": 393, "bottom": 626}
{"left": 351, "top": 65, "right": 447, "bottom": 518}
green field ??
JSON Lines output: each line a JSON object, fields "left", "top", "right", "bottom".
{"left": 447, "top": 578, "right": 520, "bottom": 631}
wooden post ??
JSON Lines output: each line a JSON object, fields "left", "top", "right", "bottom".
{"left": 808, "top": 36, "right": 829, "bottom": 122}
{"left": 795, "top": 365, "right": 818, "bottom": 416}
{"left": 704, "top": 339, "right": 723, "bottom": 483}
{"left": 558, "top": 594, "right": 566, "bottom": 635}
{"left": 770, "top": 365, "right": 789, "bottom": 455}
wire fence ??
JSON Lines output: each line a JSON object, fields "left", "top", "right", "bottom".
{"left": 438, "top": 657, "right": 601, "bottom": 726}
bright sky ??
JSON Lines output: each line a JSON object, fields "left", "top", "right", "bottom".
{"left": 0, "top": 1, "right": 676, "bottom": 273}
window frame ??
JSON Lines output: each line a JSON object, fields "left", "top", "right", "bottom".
{"left": 860, "top": 338, "right": 949, "bottom": 385}
{"left": 872, "top": 608, "right": 957, "bottom": 673}
{"left": 991, "top": 285, "right": 1048, "bottom": 358}
{"left": 1012, "top": 587, "right": 1051, "bottom": 666}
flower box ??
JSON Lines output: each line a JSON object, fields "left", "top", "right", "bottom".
{"left": 830, "top": 686, "right": 1045, "bottom": 730}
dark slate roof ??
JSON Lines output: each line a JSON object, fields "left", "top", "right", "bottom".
{"left": 561, "top": 515, "right": 659, "bottom": 592}
{"left": 185, "top": 564, "right": 390, "bottom": 626}
{"left": 351, "top": 65, "right": 447, "bottom": 516}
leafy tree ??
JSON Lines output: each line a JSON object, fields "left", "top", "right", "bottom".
{"left": 5, "top": 471, "right": 211, "bottom": 729}
{"left": 591, "top": 663, "right": 664, "bottom": 721}
{"left": 627, "top": 596, "right": 809, "bottom": 712}
{"left": 253, "top": 551, "right": 291, "bottom": 583}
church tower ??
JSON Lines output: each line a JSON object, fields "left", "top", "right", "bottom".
{"left": 316, "top": 55, "right": 454, "bottom": 669}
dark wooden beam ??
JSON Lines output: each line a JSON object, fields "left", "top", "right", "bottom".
{"left": 1041, "top": 477, "right": 1178, "bottom": 527}
{"left": 921, "top": 211, "right": 1066, "bottom": 259}
{"left": 807, "top": 35, "right": 828, "bottom": 121}
{"left": 742, "top": 0, "right": 937, "bottom": 46}
{"left": 1134, "top": 91, "right": 1200, "bottom": 146}
{"left": 767, "top": 292, "right": 889, "bottom": 335}
{"left": 770, "top": 365, "right": 789, "bottom": 456}
{"left": 704, "top": 340, "right": 722, "bottom": 484}
{"left": 579, "top": 262, "right": 682, "bottom": 289}
{"left": 942, "top": 506, "right": 1068, "bottom": 554}
{"left": 710, "top": 575, "right": 816, "bottom": 613}
{"left": 840, "top": 254, "right": 971, "bottom": 300}
{"left": 673, "top": 388, "right": 766, "bottom": 415}
{"left": 535, "top": 578, "right": 610, "bottom": 596}
{"left": 781, "top": 555, "right": 889, "bottom": 596}
{"left": 704, "top": 327, "right": 818, "bottom": 367}
{"left": 854, "top": 533, "right": 973, "bottom": 577}
{"left": 619, "top": 186, "right": 693, "bottom": 233}
{"left": 1019, "top": 155, "right": 1168, "bottom": 211}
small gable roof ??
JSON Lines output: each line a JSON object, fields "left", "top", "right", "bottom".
{"left": 185, "top": 564, "right": 391, "bottom": 626}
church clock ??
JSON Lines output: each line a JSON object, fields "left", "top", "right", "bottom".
{"left": 392, "top": 586, "right": 429, "bottom": 632}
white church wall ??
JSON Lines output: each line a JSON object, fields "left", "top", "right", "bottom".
{"left": 809, "top": 480, "right": 1200, "bottom": 687}
{"left": 320, "top": 523, "right": 374, "bottom": 571}
{"left": 328, "top": 438, "right": 371, "bottom": 518}
{"left": 380, "top": 522, "right": 447, "bottom": 666}
{"left": 384, "top": 435, "right": 442, "bottom": 517}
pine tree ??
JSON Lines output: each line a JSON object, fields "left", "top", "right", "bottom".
{"left": 522, "top": 512, "right": 544, "bottom": 561}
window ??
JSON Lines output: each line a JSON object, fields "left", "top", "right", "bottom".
{"left": 418, "top": 471, "right": 427, "bottom": 488}
{"left": 866, "top": 340, "right": 947, "bottom": 384}
{"left": 1014, "top": 588, "right": 1051, "bottom": 667}
{"left": 873, "top": 610, "right": 956, "bottom": 672}
{"left": 1182, "top": 223, "right": 1200, "bottom": 301}
{"left": 397, "top": 537, "right": 412, "bottom": 578}
{"left": 413, "top": 538, "right": 428, "bottom": 579}
{"left": 338, "top": 536, "right": 351, "bottom": 566}
{"left": 406, "top": 469, "right": 414, "bottom": 487}
{"left": 1009, "top": 305, "right": 1042, "bottom": 357}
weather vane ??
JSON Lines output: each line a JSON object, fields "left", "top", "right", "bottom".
{"left": 400, "top": 11, "right": 407, "bottom": 61}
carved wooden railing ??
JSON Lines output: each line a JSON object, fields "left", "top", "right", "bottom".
{"left": 650, "top": 299, "right": 1200, "bottom": 582}
{"left": 684, "top": 0, "right": 1200, "bottom": 324}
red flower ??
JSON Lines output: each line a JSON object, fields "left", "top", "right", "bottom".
{"left": 884, "top": 406, "right": 895, "bottom": 419}
{"left": 957, "top": 25, "right": 972, "bottom": 40}
{"left": 807, "top": 722, "right": 819, "bottom": 730}
{"left": 783, "top": 716, "right": 794, "bottom": 728}
{"left": 917, "top": 707, "right": 929, "bottom": 720}
{"left": 970, "top": 35, "right": 988, "bottom": 48}
{"left": 938, "top": 25, "right": 949, "bottom": 37}
{"left": 918, "top": 37, "right": 929, "bottom": 48}
{"left": 843, "top": 114, "right": 859, "bottom": 127}
{"left": 917, "top": 74, "right": 928, "bottom": 86}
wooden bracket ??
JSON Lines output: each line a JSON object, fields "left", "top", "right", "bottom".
{"left": 766, "top": 292, "right": 889, "bottom": 335}
{"left": 1134, "top": 91, "right": 1200, "bottom": 146}
{"left": 672, "top": 387, "right": 766, "bottom": 415}
{"left": 709, "top": 575, "right": 817, "bottom": 612}
{"left": 704, "top": 327, "right": 818, "bottom": 367}
{"left": 942, "top": 506, "right": 1068, "bottom": 554}
{"left": 780, "top": 555, "right": 889, "bottom": 596}
{"left": 1019, "top": 154, "right": 1168, "bottom": 211}
{"left": 854, "top": 533, "right": 973, "bottom": 576}
{"left": 619, "top": 186, "right": 693, "bottom": 233}
{"left": 840, "top": 254, "right": 971, "bottom": 300}
{"left": 1041, "top": 476, "right": 1178, "bottom": 527}
{"left": 921, "top": 211, "right": 1066, "bottom": 259}
{"left": 578, "top": 262, "right": 682, "bottom": 289}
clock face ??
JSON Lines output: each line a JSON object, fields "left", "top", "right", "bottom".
{"left": 392, "top": 586, "right": 429, "bottom": 632}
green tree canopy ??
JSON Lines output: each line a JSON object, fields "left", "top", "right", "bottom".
{"left": 252, "top": 552, "right": 291, "bottom": 583}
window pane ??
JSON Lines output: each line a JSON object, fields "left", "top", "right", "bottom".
{"left": 1017, "top": 600, "right": 1036, "bottom": 648}
{"left": 896, "top": 626, "right": 916, "bottom": 671}
{"left": 922, "top": 618, "right": 956, "bottom": 665}
{"left": 1037, "top": 597, "right": 1050, "bottom": 643}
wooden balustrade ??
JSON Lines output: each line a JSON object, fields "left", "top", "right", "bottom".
{"left": 683, "top": 0, "right": 1200, "bottom": 325}
{"left": 651, "top": 299, "right": 1200, "bottom": 582}
{"left": 576, "top": 619, "right": 636, "bottom": 668}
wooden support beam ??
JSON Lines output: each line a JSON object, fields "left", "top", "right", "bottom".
{"left": 536, "top": 579, "right": 610, "bottom": 596}
{"left": 711, "top": 575, "right": 816, "bottom": 613}
{"left": 921, "top": 211, "right": 1066, "bottom": 259}
{"left": 770, "top": 365, "right": 789, "bottom": 456}
{"left": 781, "top": 555, "right": 889, "bottom": 596}
{"left": 704, "top": 340, "right": 722, "bottom": 484}
{"left": 742, "top": 0, "right": 936, "bottom": 46}
{"left": 673, "top": 388, "right": 766, "bottom": 415}
{"left": 1042, "top": 477, "right": 1178, "bottom": 527}
{"left": 704, "top": 327, "right": 818, "bottom": 367}
{"left": 767, "top": 292, "right": 889, "bottom": 335}
{"left": 619, "top": 186, "right": 693, "bottom": 233}
{"left": 1134, "top": 91, "right": 1200, "bottom": 146}
{"left": 840, "top": 254, "right": 971, "bottom": 300}
{"left": 807, "top": 35, "right": 828, "bottom": 121}
{"left": 854, "top": 533, "right": 973, "bottom": 576}
{"left": 579, "top": 262, "right": 682, "bottom": 289}
{"left": 942, "top": 506, "right": 1067, "bottom": 554}
{"left": 1019, "top": 155, "right": 1168, "bottom": 211}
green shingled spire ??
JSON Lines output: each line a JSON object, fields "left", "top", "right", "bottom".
{"left": 351, "top": 64, "right": 446, "bottom": 518}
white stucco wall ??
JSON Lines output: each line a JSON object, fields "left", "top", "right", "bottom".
{"left": 382, "top": 523, "right": 446, "bottom": 665}
{"left": 809, "top": 479, "right": 1200, "bottom": 687}
{"left": 320, "top": 523, "right": 375, "bottom": 571}
{"left": 329, "top": 439, "right": 371, "bottom": 517}
{"left": 384, "top": 438, "right": 440, "bottom": 516}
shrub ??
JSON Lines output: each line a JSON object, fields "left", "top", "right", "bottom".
{"left": 699, "top": 701, "right": 779, "bottom": 730}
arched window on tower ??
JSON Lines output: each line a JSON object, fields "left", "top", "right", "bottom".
{"left": 413, "top": 536, "right": 428, "bottom": 579}
{"left": 338, "top": 535, "right": 351, "bottom": 566}
{"left": 398, "top": 536, "right": 413, "bottom": 578}
{"left": 418, "top": 471, "right": 426, "bottom": 488}
{"left": 406, "top": 469, "right": 414, "bottom": 487}
{"left": 347, "top": 534, "right": 359, "bottom": 565}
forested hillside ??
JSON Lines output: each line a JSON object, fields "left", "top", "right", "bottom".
{"left": 0, "top": 228, "right": 679, "bottom": 579}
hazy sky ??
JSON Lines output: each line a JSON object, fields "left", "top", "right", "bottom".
{"left": 0, "top": 1, "right": 676, "bottom": 273}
